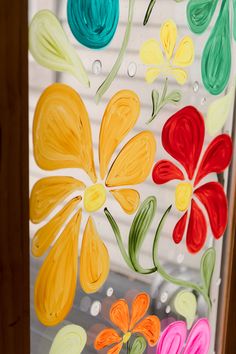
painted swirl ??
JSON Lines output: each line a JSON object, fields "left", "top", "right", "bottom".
{"left": 67, "top": 0, "right": 119, "bottom": 49}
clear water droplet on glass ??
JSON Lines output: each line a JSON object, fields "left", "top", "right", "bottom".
{"left": 127, "top": 62, "right": 137, "bottom": 77}
{"left": 165, "top": 305, "right": 171, "bottom": 314}
{"left": 216, "top": 278, "right": 221, "bottom": 286}
{"left": 90, "top": 301, "right": 101, "bottom": 316}
{"left": 201, "top": 97, "right": 207, "bottom": 105}
{"left": 92, "top": 60, "right": 102, "bottom": 75}
{"left": 161, "top": 292, "right": 169, "bottom": 303}
{"left": 177, "top": 253, "right": 185, "bottom": 264}
{"left": 106, "top": 287, "right": 114, "bottom": 297}
{"left": 80, "top": 296, "right": 92, "bottom": 312}
{"left": 193, "top": 81, "right": 199, "bottom": 93}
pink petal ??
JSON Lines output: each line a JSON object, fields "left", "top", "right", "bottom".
{"left": 183, "top": 318, "right": 211, "bottom": 354}
{"left": 156, "top": 321, "right": 187, "bottom": 354}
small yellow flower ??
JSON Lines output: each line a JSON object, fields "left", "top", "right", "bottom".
{"left": 30, "top": 83, "right": 156, "bottom": 327}
{"left": 140, "top": 19, "right": 195, "bottom": 85}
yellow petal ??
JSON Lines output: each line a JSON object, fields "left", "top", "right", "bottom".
{"left": 173, "top": 36, "right": 195, "bottom": 67}
{"left": 160, "top": 19, "right": 177, "bottom": 60}
{"left": 30, "top": 176, "right": 85, "bottom": 224}
{"left": 32, "top": 196, "right": 82, "bottom": 257}
{"left": 106, "top": 131, "right": 156, "bottom": 187}
{"left": 34, "top": 210, "right": 82, "bottom": 326}
{"left": 80, "top": 217, "right": 110, "bottom": 294}
{"left": 110, "top": 189, "right": 140, "bottom": 214}
{"left": 145, "top": 67, "right": 161, "bottom": 84}
{"left": 169, "top": 67, "right": 188, "bottom": 85}
{"left": 33, "top": 83, "right": 97, "bottom": 182}
{"left": 140, "top": 39, "right": 164, "bottom": 65}
{"left": 99, "top": 90, "right": 140, "bottom": 179}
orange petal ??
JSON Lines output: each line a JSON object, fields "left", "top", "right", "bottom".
{"left": 99, "top": 90, "right": 140, "bottom": 180}
{"left": 129, "top": 292, "right": 150, "bottom": 330}
{"left": 33, "top": 83, "right": 97, "bottom": 182}
{"left": 94, "top": 328, "right": 122, "bottom": 350}
{"left": 80, "top": 217, "right": 110, "bottom": 293}
{"left": 110, "top": 189, "right": 140, "bottom": 214}
{"left": 108, "top": 342, "right": 123, "bottom": 354}
{"left": 30, "top": 176, "right": 85, "bottom": 224}
{"left": 106, "top": 131, "right": 156, "bottom": 187}
{"left": 133, "top": 315, "right": 161, "bottom": 347}
{"left": 34, "top": 210, "right": 82, "bottom": 326}
{"left": 32, "top": 196, "right": 81, "bottom": 257}
{"left": 110, "top": 299, "right": 130, "bottom": 333}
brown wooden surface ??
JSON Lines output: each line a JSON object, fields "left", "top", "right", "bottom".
{"left": 216, "top": 94, "right": 236, "bottom": 354}
{"left": 0, "top": 1, "right": 29, "bottom": 353}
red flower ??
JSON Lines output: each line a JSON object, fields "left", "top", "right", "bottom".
{"left": 152, "top": 106, "right": 232, "bottom": 253}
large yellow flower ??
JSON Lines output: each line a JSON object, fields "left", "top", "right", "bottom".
{"left": 140, "top": 19, "right": 195, "bottom": 85}
{"left": 30, "top": 83, "right": 156, "bottom": 327}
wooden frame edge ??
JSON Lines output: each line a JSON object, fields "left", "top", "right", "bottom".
{"left": 0, "top": 1, "right": 30, "bottom": 353}
{"left": 216, "top": 93, "right": 236, "bottom": 353}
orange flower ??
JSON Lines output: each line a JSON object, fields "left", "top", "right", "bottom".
{"left": 94, "top": 292, "right": 160, "bottom": 353}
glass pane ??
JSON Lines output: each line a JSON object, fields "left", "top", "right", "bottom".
{"left": 29, "top": 1, "right": 236, "bottom": 353}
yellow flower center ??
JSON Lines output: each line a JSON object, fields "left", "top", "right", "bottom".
{"left": 84, "top": 184, "right": 106, "bottom": 212}
{"left": 123, "top": 332, "right": 131, "bottom": 344}
{"left": 175, "top": 182, "right": 193, "bottom": 212}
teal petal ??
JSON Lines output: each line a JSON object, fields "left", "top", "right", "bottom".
{"left": 187, "top": 0, "right": 219, "bottom": 34}
{"left": 67, "top": 0, "right": 119, "bottom": 49}
{"left": 202, "top": 0, "right": 231, "bottom": 95}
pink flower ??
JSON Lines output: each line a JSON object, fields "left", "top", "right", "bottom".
{"left": 156, "top": 318, "right": 210, "bottom": 354}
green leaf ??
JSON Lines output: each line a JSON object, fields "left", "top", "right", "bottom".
{"left": 143, "top": 0, "right": 157, "bottom": 26}
{"left": 49, "top": 325, "right": 87, "bottom": 354}
{"left": 29, "top": 10, "right": 90, "bottom": 87}
{"left": 201, "top": 0, "right": 231, "bottom": 95}
{"left": 104, "top": 208, "right": 135, "bottom": 271}
{"left": 174, "top": 290, "right": 197, "bottom": 329}
{"left": 233, "top": 0, "right": 236, "bottom": 41}
{"left": 206, "top": 84, "right": 235, "bottom": 136}
{"left": 187, "top": 0, "right": 219, "bottom": 34}
{"left": 166, "top": 90, "right": 182, "bottom": 103}
{"left": 130, "top": 337, "right": 147, "bottom": 354}
{"left": 129, "top": 197, "right": 157, "bottom": 273}
{"left": 200, "top": 247, "right": 216, "bottom": 294}
{"left": 151, "top": 89, "right": 160, "bottom": 117}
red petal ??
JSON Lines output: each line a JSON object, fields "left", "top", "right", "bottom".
{"left": 162, "top": 106, "right": 204, "bottom": 180}
{"left": 152, "top": 160, "right": 184, "bottom": 184}
{"left": 173, "top": 212, "right": 188, "bottom": 244}
{"left": 186, "top": 200, "right": 207, "bottom": 253}
{"left": 194, "top": 134, "right": 232, "bottom": 186}
{"left": 194, "top": 182, "right": 228, "bottom": 239}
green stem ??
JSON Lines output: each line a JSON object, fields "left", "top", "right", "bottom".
{"left": 95, "top": 0, "right": 135, "bottom": 103}
{"left": 143, "top": 0, "right": 157, "bottom": 25}
{"left": 152, "top": 206, "right": 212, "bottom": 311}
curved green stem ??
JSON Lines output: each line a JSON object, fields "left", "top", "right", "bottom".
{"left": 104, "top": 208, "right": 135, "bottom": 271}
{"left": 95, "top": 0, "right": 135, "bottom": 103}
{"left": 152, "top": 206, "right": 212, "bottom": 311}
{"left": 143, "top": 0, "right": 157, "bottom": 25}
